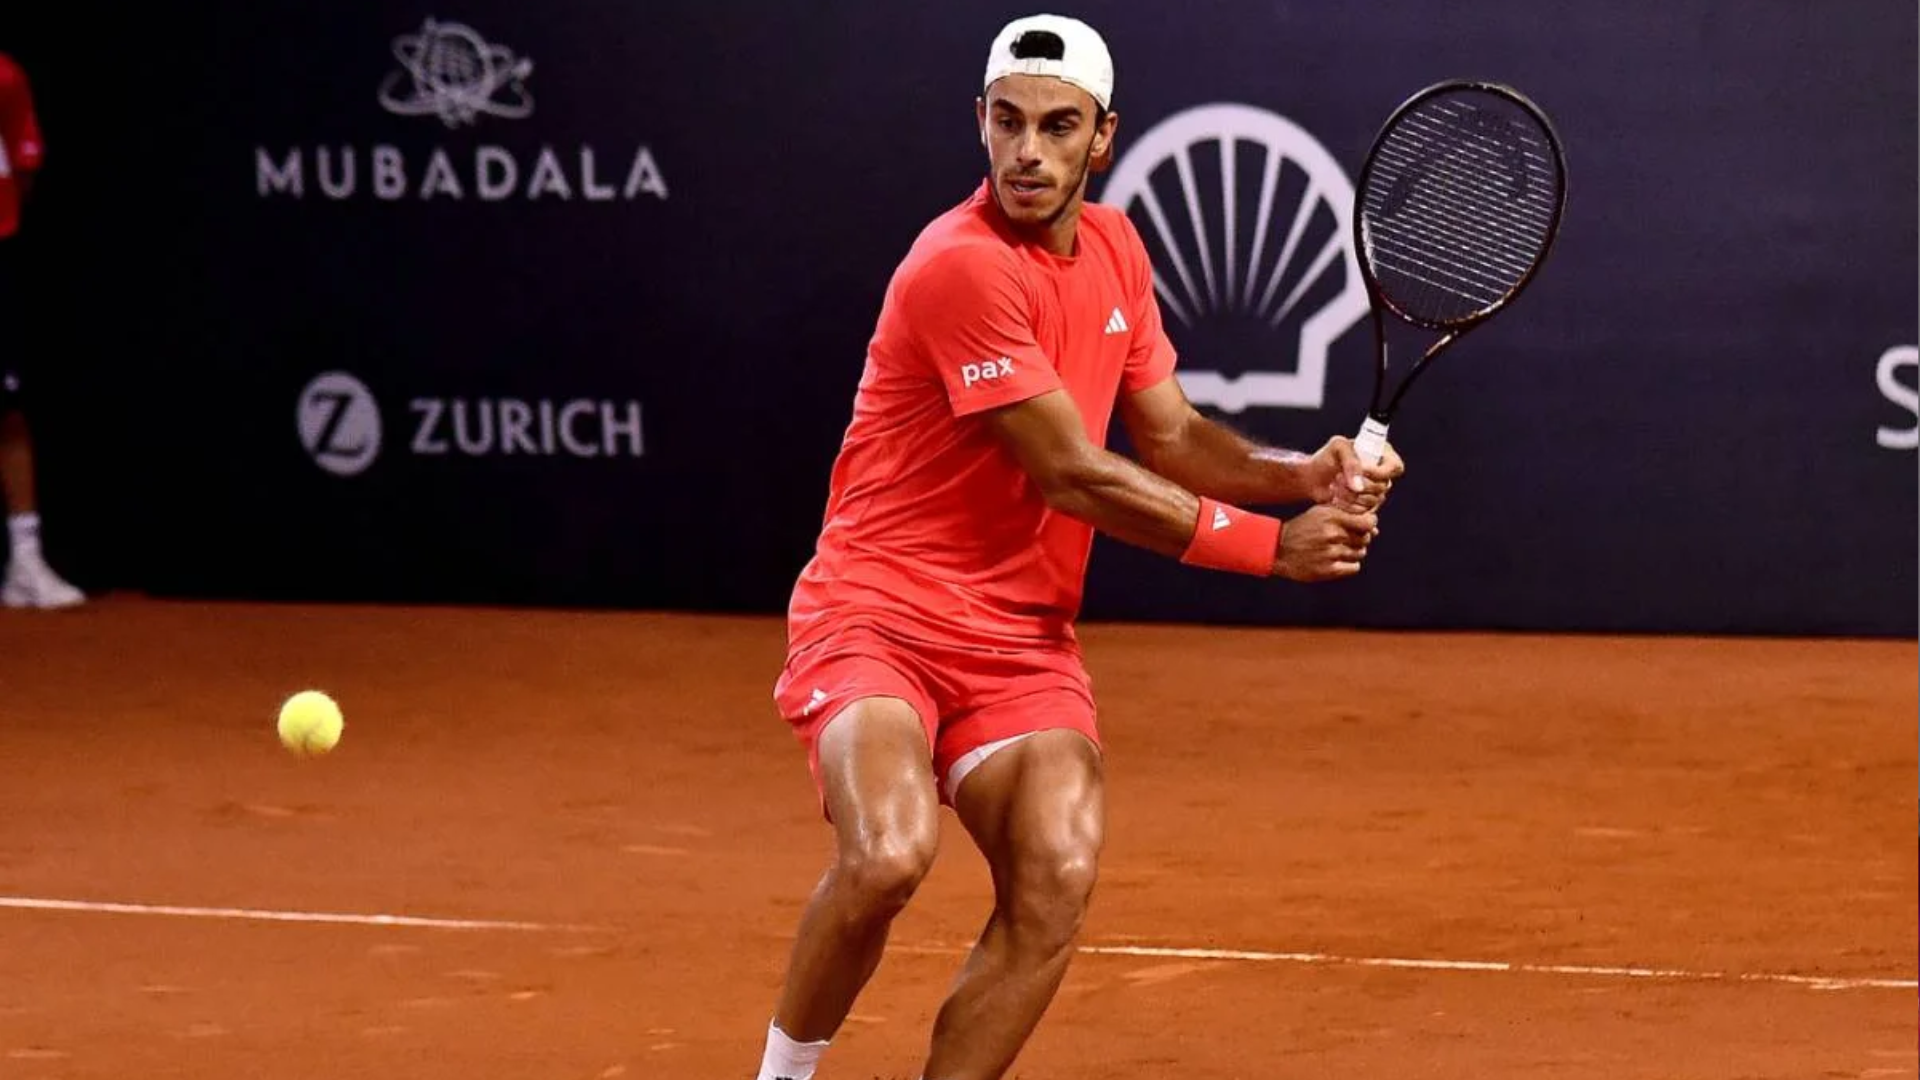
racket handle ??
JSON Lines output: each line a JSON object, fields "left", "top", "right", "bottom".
{"left": 1353, "top": 417, "right": 1390, "bottom": 466}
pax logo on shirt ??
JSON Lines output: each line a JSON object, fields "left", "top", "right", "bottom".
{"left": 960, "top": 357, "right": 1015, "bottom": 388}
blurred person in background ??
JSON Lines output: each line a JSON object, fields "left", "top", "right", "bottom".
{"left": 0, "top": 49, "right": 82, "bottom": 609}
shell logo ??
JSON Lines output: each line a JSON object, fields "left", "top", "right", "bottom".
{"left": 1099, "top": 103, "right": 1369, "bottom": 412}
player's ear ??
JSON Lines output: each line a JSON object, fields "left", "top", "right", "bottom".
{"left": 1090, "top": 109, "right": 1119, "bottom": 173}
{"left": 976, "top": 96, "right": 988, "bottom": 146}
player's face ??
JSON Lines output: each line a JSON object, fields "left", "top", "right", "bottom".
{"left": 977, "top": 76, "right": 1117, "bottom": 232}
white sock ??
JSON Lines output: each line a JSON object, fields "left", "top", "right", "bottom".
{"left": 755, "top": 1021, "right": 829, "bottom": 1080}
{"left": 7, "top": 512, "right": 39, "bottom": 560}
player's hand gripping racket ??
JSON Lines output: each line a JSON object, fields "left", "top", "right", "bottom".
{"left": 1350, "top": 80, "right": 1569, "bottom": 466}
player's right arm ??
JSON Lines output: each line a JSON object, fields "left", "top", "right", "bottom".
{"left": 899, "top": 242, "right": 1372, "bottom": 582}
{"left": 981, "top": 389, "right": 1373, "bottom": 582}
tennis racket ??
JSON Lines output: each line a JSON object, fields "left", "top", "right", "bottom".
{"left": 1349, "top": 79, "right": 1569, "bottom": 466}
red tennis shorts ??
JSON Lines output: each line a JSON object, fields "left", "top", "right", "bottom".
{"left": 772, "top": 622, "right": 1099, "bottom": 813}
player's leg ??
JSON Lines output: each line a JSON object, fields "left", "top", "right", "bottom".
{"left": 0, "top": 398, "right": 37, "bottom": 515}
{"left": 0, "top": 240, "right": 83, "bottom": 611}
{"left": 770, "top": 696, "right": 942, "bottom": 1041}
{"left": 919, "top": 702, "right": 1104, "bottom": 1080}
{"left": 759, "top": 633, "right": 945, "bottom": 1080}
{"left": 0, "top": 383, "right": 83, "bottom": 610}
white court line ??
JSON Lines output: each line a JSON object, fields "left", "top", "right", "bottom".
{"left": 0, "top": 896, "right": 594, "bottom": 932}
{"left": 5, "top": 896, "right": 1910, "bottom": 992}
{"left": 893, "top": 943, "right": 1916, "bottom": 993}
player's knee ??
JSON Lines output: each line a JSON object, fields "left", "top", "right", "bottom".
{"left": 835, "top": 826, "right": 938, "bottom": 918}
{"left": 1007, "top": 823, "right": 1102, "bottom": 947}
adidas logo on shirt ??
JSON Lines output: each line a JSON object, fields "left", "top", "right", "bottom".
{"left": 1212, "top": 506, "right": 1232, "bottom": 531}
{"left": 1104, "top": 307, "right": 1128, "bottom": 335}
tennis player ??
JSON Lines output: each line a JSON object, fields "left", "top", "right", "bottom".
{"left": 0, "top": 51, "right": 83, "bottom": 610}
{"left": 755, "top": 15, "right": 1404, "bottom": 1080}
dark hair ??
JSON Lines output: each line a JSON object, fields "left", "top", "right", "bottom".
{"left": 1010, "top": 29, "right": 1066, "bottom": 61}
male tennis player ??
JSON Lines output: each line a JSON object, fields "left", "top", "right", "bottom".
{"left": 754, "top": 15, "right": 1404, "bottom": 1080}
{"left": 0, "top": 51, "right": 83, "bottom": 610}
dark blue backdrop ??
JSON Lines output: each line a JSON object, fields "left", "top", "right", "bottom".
{"left": 8, "top": 1, "right": 1916, "bottom": 635}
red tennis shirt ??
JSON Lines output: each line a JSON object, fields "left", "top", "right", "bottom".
{"left": 786, "top": 178, "right": 1179, "bottom": 652}
{"left": 0, "top": 55, "right": 42, "bottom": 240}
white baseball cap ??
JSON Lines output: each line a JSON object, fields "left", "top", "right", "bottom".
{"left": 982, "top": 14, "right": 1114, "bottom": 111}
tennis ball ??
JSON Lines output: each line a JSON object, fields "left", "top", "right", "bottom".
{"left": 277, "top": 690, "right": 344, "bottom": 758}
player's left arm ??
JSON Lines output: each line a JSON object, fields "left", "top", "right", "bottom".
{"left": 1119, "top": 375, "right": 1403, "bottom": 510}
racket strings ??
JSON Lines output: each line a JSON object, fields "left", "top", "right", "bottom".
{"left": 1366, "top": 183, "right": 1535, "bottom": 287}
{"left": 1371, "top": 139, "right": 1552, "bottom": 264}
{"left": 1366, "top": 156, "right": 1551, "bottom": 306}
{"left": 1383, "top": 103, "right": 1560, "bottom": 236}
{"left": 1376, "top": 118, "right": 1557, "bottom": 259}
{"left": 1359, "top": 93, "right": 1562, "bottom": 325}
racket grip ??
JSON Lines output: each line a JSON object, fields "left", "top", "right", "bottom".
{"left": 1353, "top": 417, "right": 1390, "bottom": 466}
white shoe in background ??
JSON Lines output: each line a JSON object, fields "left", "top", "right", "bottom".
{"left": 1, "top": 556, "right": 86, "bottom": 609}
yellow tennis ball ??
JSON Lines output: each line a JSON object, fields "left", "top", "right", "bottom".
{"left": 277, "top": 690, "right": 344, "bottom": 758}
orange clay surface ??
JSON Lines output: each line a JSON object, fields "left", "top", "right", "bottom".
{"left": 0, "top": 597, "right": 1912, "bottom": 1079}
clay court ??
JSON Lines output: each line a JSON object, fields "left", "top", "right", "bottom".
{"left": 0, "top": 597, "right": 1912, "bottom": 1078}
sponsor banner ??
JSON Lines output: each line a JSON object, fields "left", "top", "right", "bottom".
{"left": 254, "top": 19, "right": 670, "bottom": 204}
{"left": 12, "top": 0, "right": 1916, "bottom": 634}
{"left": 296, "top": 371, "right": 644, "bottom": 477}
